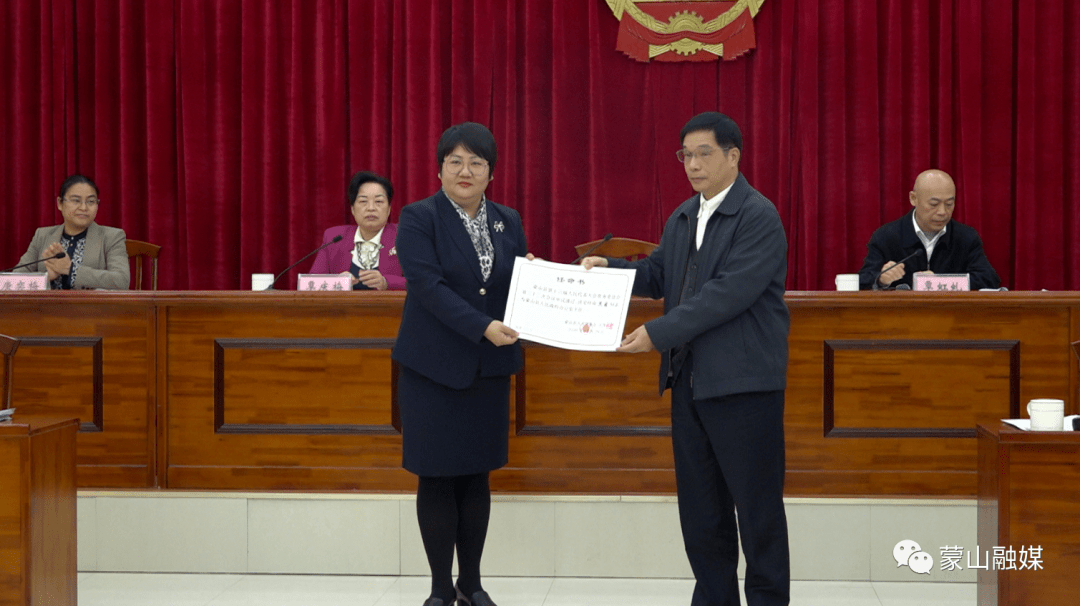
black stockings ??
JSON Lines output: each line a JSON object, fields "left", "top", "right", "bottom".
{"left": 416, "top": 472, "right": 491, "bottom": 603}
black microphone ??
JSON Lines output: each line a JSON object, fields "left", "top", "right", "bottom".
{"left": 3, "top": 252, "right": 65, "bottom": 272}
{"left": 572, "top": 233, "right": 613, "bottom": 264}
{"left": 874, "top": 249, "right": 923, "bottom": 289}
{"left": 265, "top": 235, "right": 343, "bottom": 290}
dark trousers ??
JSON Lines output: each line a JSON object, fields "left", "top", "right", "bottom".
{"left": 671, "top": 356, "right": 790, "bottom": 606}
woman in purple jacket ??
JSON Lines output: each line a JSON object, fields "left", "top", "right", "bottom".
{"left": 309, "top": 171, "right": 405, "bottom": 290}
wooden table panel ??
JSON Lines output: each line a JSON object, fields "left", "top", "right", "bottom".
{"left": 503, "top": 303, "right": 677, "bottom": 491}
{"left": 784, "top": 293, "right": 1077, "bottom": 496}
{"left": 218, "top": 347, "right": 394, "bottom": 427}
{"left": 977, "top": 424, "right": 1080, "bottom": 605}
{"left": 517, "top": 348, "right": 667, "bottom": 429}
{"left": 1, "top": 290, "right": 1077, "bottom": 495}
{"left": 0, "top": 438, "right": 24, "bottom": 598}
{"left": 10, "top": 343, "right": 100, "bottom": 430}
{"left": 163, "top": 295, "right": 408, "bottom": 490}
{"left": 0, "top": 416, "right": 78, "bottom": 606}
{"left": 830, "top": 348, "right": 1014, "bottom": 430}
{"left": 0, "top": 296, "right": 155, "bottom": 487}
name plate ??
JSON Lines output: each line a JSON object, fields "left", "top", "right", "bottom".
{"left": 297, "top": 274, "right": 352, "bottom": 291}
{"left": 0, "top": 272, "right": 48, "bottom": 291}
{"left": 913, "top": 273, "right": 970, "bottom": 292}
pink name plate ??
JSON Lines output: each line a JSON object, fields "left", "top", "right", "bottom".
{"left": 0, "top": 272, "right": 48, "bottom": 291}
{"left": 297, "top": 274, "right": 352, "bottom": 291}
{"left": 913, "top": 273, "right": 970, "bottom": 292}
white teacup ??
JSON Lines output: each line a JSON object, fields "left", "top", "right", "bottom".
{"left": 251, "top": 273, "right": 274, "bottom": 291}
{"left": 1027, "top": 398, "right": 1065, "bottom": 431}
{"left": 835, "top": 274, "right": 860, "bottom": 292}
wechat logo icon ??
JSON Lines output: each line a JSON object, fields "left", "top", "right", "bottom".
{"left": 894, "top": 539, "right": 933, "bottom": 574}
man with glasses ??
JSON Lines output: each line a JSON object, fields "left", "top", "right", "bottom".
{"left": 584, "top": 112, "right": 790, "bottom": 605}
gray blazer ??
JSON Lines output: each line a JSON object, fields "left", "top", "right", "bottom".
{"left": 14, "top": 223, "right": 130, "bottom": 290}
{"left": 607, "top": 173, "right": 789, "bottom": 400}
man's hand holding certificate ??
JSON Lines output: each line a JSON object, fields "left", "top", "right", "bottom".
{"left": 503, "top": 258, "right": 636, "bottom": 351}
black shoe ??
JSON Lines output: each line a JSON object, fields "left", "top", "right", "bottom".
{"left": 422, "top": 599, "right": 446, "bottom": 606}
{"left": 455, "top": 584, "right": 497, "bottom": 606}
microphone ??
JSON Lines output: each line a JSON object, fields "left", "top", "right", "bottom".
{"left": 265, "top": 235, "right": 343, "bottom": 290}
{"left": 874, "top": 249, "right": 923, "bottom": 289}
{"left": 3, "top": 252, "right": 65, "bottom": 272}
{"left": 572, "top": 233, "right": 613, "bottom": 264}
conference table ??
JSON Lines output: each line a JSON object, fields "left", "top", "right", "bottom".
{"left": 0, "top": 291, "right": 1076, "bottom": 496}
{"left": 977, "top": 422, "right": 1080, "bottom": 605}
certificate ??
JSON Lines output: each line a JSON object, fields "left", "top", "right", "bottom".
{"left": 503, "top": 257, "right": 636, "bottom": 351}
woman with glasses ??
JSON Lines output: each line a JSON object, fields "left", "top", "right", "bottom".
{"left": 392, "top": 122, "right": 529, "bottom": 606}
{"left": 12, "top": 174, "right": 129, "bottom": 290}
{"left": 308, "top": 170, "right": 405, "bottom": 290}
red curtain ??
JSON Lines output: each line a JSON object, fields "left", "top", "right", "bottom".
{"left": 1, "top": 0, "right": 1077, "bottom": 290}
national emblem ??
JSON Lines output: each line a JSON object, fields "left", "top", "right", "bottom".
{"left": 605, "top": 0, "right": 767, "bottom": 62}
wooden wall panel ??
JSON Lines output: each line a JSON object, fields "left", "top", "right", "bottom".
{"left": 0, "top": 295, "right": 155, "bottom": 487}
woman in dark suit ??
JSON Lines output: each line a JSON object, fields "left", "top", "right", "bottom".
{"left": 13, "top": 174, "right": 129, "bottom": 290}
{"left": 392, "top": 123, "right": 528, "bottom": 606}
{"left": 308, "top": 171, "right": 405, "bottom": 290}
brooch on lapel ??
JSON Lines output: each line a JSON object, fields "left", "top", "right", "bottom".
{"left": 494, "top": 221, "right": 505, "bottom": 232}
{"left": 389, "top": 246, "right": 397, "bottom": 256}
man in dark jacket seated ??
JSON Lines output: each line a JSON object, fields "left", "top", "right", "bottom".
{"left": 859, "top": 169, "right": 1000, "bottom": 290}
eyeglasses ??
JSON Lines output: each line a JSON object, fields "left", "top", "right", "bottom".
{"left": 443, "top": 157, "right": 490, "bottom": 174}
{"left": 676, "top": 146, "right": 730, "bottom": 164}
{"left": 62, "top": 197, "right": 99, "bottom": 207}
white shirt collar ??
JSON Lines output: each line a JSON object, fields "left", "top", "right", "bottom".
{"left": 698, "top": 182, "right": 733, "bottom": 219}
{"left": 354, "top": 225, "right": 385, "bottom": 247}
{"left": 911, "top": 212, "right": 946, "bottom": 261}
{"left": 696, "top": 181, "right": 734, "bottom": 248}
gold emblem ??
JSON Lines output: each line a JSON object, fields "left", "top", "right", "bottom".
{"left": 605, "top": 0, "right": 766, "bottom": 62}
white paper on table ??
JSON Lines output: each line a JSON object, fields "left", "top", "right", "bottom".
{"left": 1001, "top": 415, "right": 1080, "bottom": 431}
{"left": 503, "top": 257, "right": 636, "bottom": 351}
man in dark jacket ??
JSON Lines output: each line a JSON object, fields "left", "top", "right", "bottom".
{"left": 584, "top": 112, "right": 790, "bottom": 606}
{"left": 858, "top": 169, "right": 1000, "bottom": 290}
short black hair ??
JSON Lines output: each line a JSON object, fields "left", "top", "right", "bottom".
{"left": 58, "top": 174, "right": 100, "bottom": 200}
{"left": 436, "top": 122, "right": 497, "bottom": 174}
{"left": 680, "top": 112, "right": 742, "bottom": 152}
{"left": 346, "top": 171, "right": 394, "bottom": 211}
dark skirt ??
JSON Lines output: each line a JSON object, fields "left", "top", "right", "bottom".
{"left": 398, "top": 364, "right": 511, "bottom": 477}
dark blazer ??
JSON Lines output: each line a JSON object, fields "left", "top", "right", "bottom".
{"left": 308, "top": 223, "right": 405, "bottom": 290}
{"left": 607, "top": 173, "right": 790, "bottom": 400}
{"left": 391, "top": 191, "right": 527, "bottom": 389}
{"left": 14, "top": 222, "right": 130, "bottom": 290}
{"left": 857, "top": 210, "right": 1000, "bottom": 290}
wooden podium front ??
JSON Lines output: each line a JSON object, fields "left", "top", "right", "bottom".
{"left": 977, "top": 422, "right": 1080, "bottom": 606}
{"left": 0, "top": 416, "right": 78, "bottom": 606}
